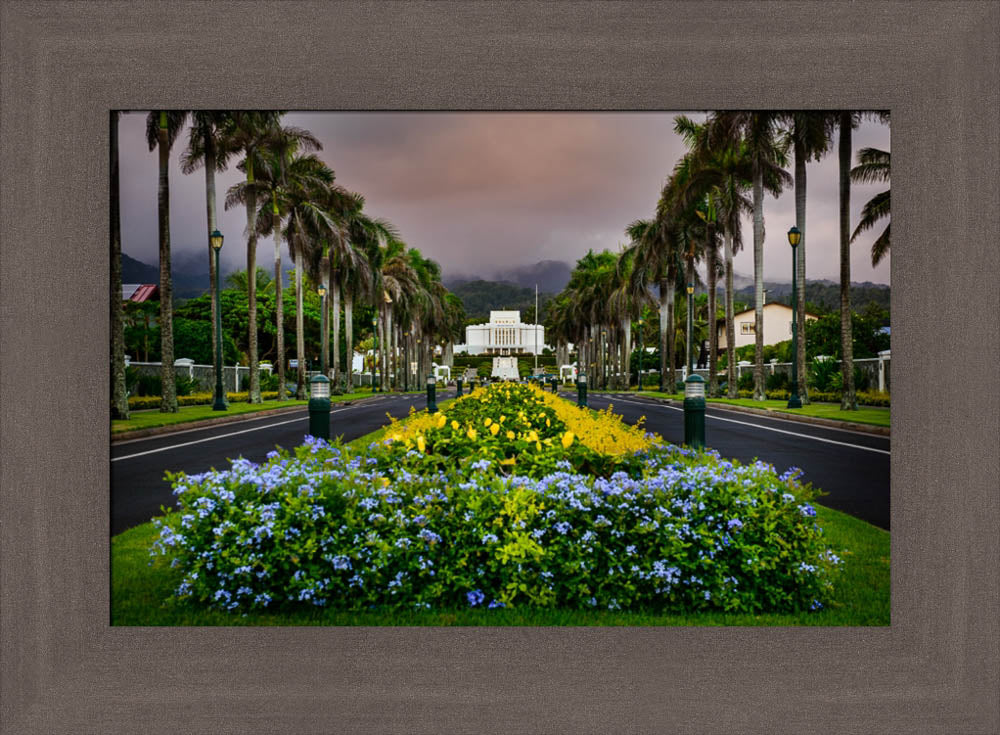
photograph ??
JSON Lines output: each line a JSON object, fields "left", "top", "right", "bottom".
{"left": 111, "top": 110, "right": 891, "bottom": 626}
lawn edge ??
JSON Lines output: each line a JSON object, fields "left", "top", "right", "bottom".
{"left": 594, "top": 392, "right": 890, "bottom": 436}
{"left": 111, "top": 394, "right": 382, "bottom": 443}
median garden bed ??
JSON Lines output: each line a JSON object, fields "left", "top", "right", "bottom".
{"left": 121, "top": 383, "right": 883, "bottom": 624}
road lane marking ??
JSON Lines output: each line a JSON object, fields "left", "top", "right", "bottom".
{"left": 112, "top": 404, "right": 379, "bottom": 462}
{"left": 604, "top": 397, "right": 890, "bottom": 456}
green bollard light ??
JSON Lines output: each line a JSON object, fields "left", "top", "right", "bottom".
{"left": 456, "top": 377, "right": 463, "bottom": 397}
{"left": 577, "top": 371, "right": 588, "bottom": 408}
{"left": 683, "top": 373, "right": 706, "bottom": 450}
{"left": 308, "top": 374, "right": 331, "bottom": 440}
{"left": 426, "top": 372, "right": 438, "bottom": 413}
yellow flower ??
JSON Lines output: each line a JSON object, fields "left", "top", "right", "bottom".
{"left": 467, "top": 428, "right": 478, "bottom": 441}
{"left": 500, "top": 457, "right": 516, "bottom": 465}
{"left": 490, "top": 423, "right": 500, "bottom": 436}
{"left": 452, "top": 420, "right": 460, "bottom": 431}
{"left": 416, "top": 436, "right": 426, "bottom": 453}
{"left": 535, "top": 441, "right": 542, "bottom": 451}
{"left": 506, "top": 430, "right": 515, "bottom": 440}
{"left": 499, "top": 415, "right": 506, "bottom": 423}
{"left": 484, "top": 417, "right": 492, "bottom": 427}
{"left": 561, "top": 431, "right": 575, "bottom": 449}
{"left": 546, "top": 418, "right": 551, "bottom": 427}
{"left": 381, "top": 477, "right": 391, "bottom": 487}
{"left": 437, "top": 414, "right": 447, "bottom": 428}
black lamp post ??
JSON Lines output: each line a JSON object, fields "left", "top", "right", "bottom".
{"left": 636, "top": 317, "right": 643, "bottom": 392}
{"left": 210, "top": 229, "right": 227, "bottom": 411}
{"left": 318, "top": 286, "right": 327, "bottom": 375}
{"left": 787, "top": 226, "right": 803, "bottom": 408}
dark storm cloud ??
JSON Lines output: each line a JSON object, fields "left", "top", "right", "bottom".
{"left": 118, "top": 112, "right": 889, "bottom": 285}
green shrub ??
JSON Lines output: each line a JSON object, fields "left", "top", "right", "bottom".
{"left": 128, "top": 390, "right": 281, "bottom": 410}
{"left": 154, "top": 441, "right": 840, "bottom": 615}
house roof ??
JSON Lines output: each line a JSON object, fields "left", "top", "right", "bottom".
{"left": 122, "top": 284, "right": 158, "bottom": 302}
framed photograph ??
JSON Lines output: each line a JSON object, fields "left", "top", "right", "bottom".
{"left": 2, "top": 2, "right": 997, "bottom": 732}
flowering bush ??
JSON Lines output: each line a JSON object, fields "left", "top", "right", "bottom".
{"left": 128, "top": 391, "right": 282, "bottom": 410}
{"left": 152, "top": 423, "right": 843, "bottom": 615}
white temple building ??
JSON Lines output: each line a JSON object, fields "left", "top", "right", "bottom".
{"left": 455, "top": 310, "right": 547, "bottom": 356}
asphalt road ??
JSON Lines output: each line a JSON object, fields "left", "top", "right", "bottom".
{"left": 111, "top": 388, "right": 890, "bottom": 536}
{"left": 111, "top": 392, "right": 444, "bottom": 536}
{"left": 579, "top": 391, "right": 890, "bottom": 530}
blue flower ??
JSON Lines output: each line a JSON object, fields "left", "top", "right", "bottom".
{"left": 467, "top": 589, "right": 485, "bottom": 607}
{"left": 727, "top": 518, "right": 744, "bottom": 531}
{"left": 488, "top": 600, "right": 506, "bottom": 609}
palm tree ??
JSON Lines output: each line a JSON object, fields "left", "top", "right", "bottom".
{"left": 625, "top": 218, "right": 679, "bottom": 392}
{"left": 838, "top": 112, "right": 861, "bottom": 410}
{"left": 146, "top": 110, "right": 189, "bottom": 413}
{"left": 181, "top": 111, "right": 237, "bottom": 403}
{"left": 110, "top": 111, "right": 129, "bottom": 419}
{"left": 243, "top": 125, "right": 323, "bottom": 398}
{"left": 708, "top": 112, "right": 791, "bottom": 400}
{"left": 783, "top": 112, "right": 833, "bottom": 404}
{"left": 343, "top": 205, "right": 395, "bottom": 389}
{"left": 222, "top": 111, "right": 282, "bottom": 403}
{"left": 851, "top": 147, "right": 891, "bottom": 267}
{"left": 278, "top": 155, "right": 340, "bottom": 397}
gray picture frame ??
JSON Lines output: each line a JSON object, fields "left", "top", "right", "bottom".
{"left": 2, "top": 1, "right": 998, "bottom": 732}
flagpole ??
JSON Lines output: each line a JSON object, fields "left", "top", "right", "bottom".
{"left": 534, "top": 284, "right": 538, "bottom": 372}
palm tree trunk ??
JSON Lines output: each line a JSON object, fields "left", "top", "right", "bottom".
{"left": 839, "top": 113, "right": 857, "bottom": 410}
{"left": 794, "top": 130, "right": 810, "bottom": 404}
{"left": 752, "top": 169, "right": 766, "bottom": 401}
{"left": 344, "top": 291, "right": 354, "bottom": 390}
{"left": 321, "top": 262, "right": 330, "bottom": 377}
{"left": 665, "top": 281, "right": 676, "bottom": 390}
{"left": 110, "top": 112, "right": 129, "bottom": 419}
{"left": 331, "top": 280, "right": 341, "bottom": 387}
{"left": 658, "top": 278, "right": 669, "bottom": 392}
{"left": 385, "top": 309, "right": 394, "bottom": 391}
{"left": 622, "top": 319, "right": 631, "bottom": 390}
{"left": 295, "top": 251, "right": 306, "bottom": 399}
{"left": 157, "top": 113, "right": 178, "bottom": 413}
{"left": 707, "top": 242, "right": 719, "bottom": 396}
{"left": 245, "top": 159, "right": 261, "bottom": 404}
{"left": 273, "top": 209, "right": 286, "bottom": 401}
{"left": 724, "top": 230, "right": 737, "bottom": 398}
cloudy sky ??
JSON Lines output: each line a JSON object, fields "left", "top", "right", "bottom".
{"left": 118, "top": 112, "right": 890, "bottom": 285}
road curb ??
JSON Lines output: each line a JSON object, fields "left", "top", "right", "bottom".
{"left": 111, "top": 396, "right": 383, "bottom": 444}
{"left": 593, "top": 393, "right": 891, "bottom": 437}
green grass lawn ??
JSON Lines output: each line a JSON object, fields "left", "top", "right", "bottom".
{"left": 113, "top": 392, "right": 384, "bottom": 435}
{"left": 634, "top": 392, "right": 890, "bottom": 428}
{"left": 111, "top": 503, "right": 888, "bottom": 627}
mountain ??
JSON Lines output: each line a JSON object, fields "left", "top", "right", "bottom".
{"left": 445, "top": 260, "right": 572, "bottom": 293}
{"left": 121, "top": 253, "right": 210, "bottom": 300}
{"left": 732, "top": 279, "right": 890, "bottom": 317}
{"left": 449, "top": 280, "right": 555, "bottom": 324}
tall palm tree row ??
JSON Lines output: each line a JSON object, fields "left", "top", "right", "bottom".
{"left": 113, "top": 110, "right": 467, "bottom": 414}
{"left": 548, "top": 110, "right": 882, "bottom": 411}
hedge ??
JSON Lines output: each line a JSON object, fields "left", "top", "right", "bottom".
{"left": 128, "top": 391, "right": 281, "bottom": 410}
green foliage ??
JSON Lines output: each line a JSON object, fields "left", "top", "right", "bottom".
{"left": 804, "top": 310, "right": 890, "bottom": 360}
{"left": 449, "top": 280, "right": 554, "bottom": 323}
{"left": 128, "top": 390, "right": 281, "bottom": 410}
{"left": 172, "top": 317, "right": 239, "bottom": 366}
{"left": 125, "top": 366, "right": 201, "bottom": 397}
{"left": 153, "top": 437, "right": 840, "bottom": 616}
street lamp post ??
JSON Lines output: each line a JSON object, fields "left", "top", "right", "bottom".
{"left": 637, "top": 317, "right": 643, "bottom": 392}
{"left": 371, "top": 316, "right": 379, "bottom": 392}
{"left": 318, "top": 286, "right": 327, "bottom": 375}
{"left": 403, "top": 331, "right": 409, "bottom": 392}
{"left": 686, "top": 282, "right": 694, "bottom": 377}
{"left": 787, "top": 226, "right": 803, "bottom": 409}
{"left": 210, "top": 230, "right": 227, "bottom": 411}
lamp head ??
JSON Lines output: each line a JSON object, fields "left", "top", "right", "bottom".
{"left": 787, "top": 226, "right": 802, "bottom": 247}
{"left": 209, "top": 230, "right": 224, "bottom": 250}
